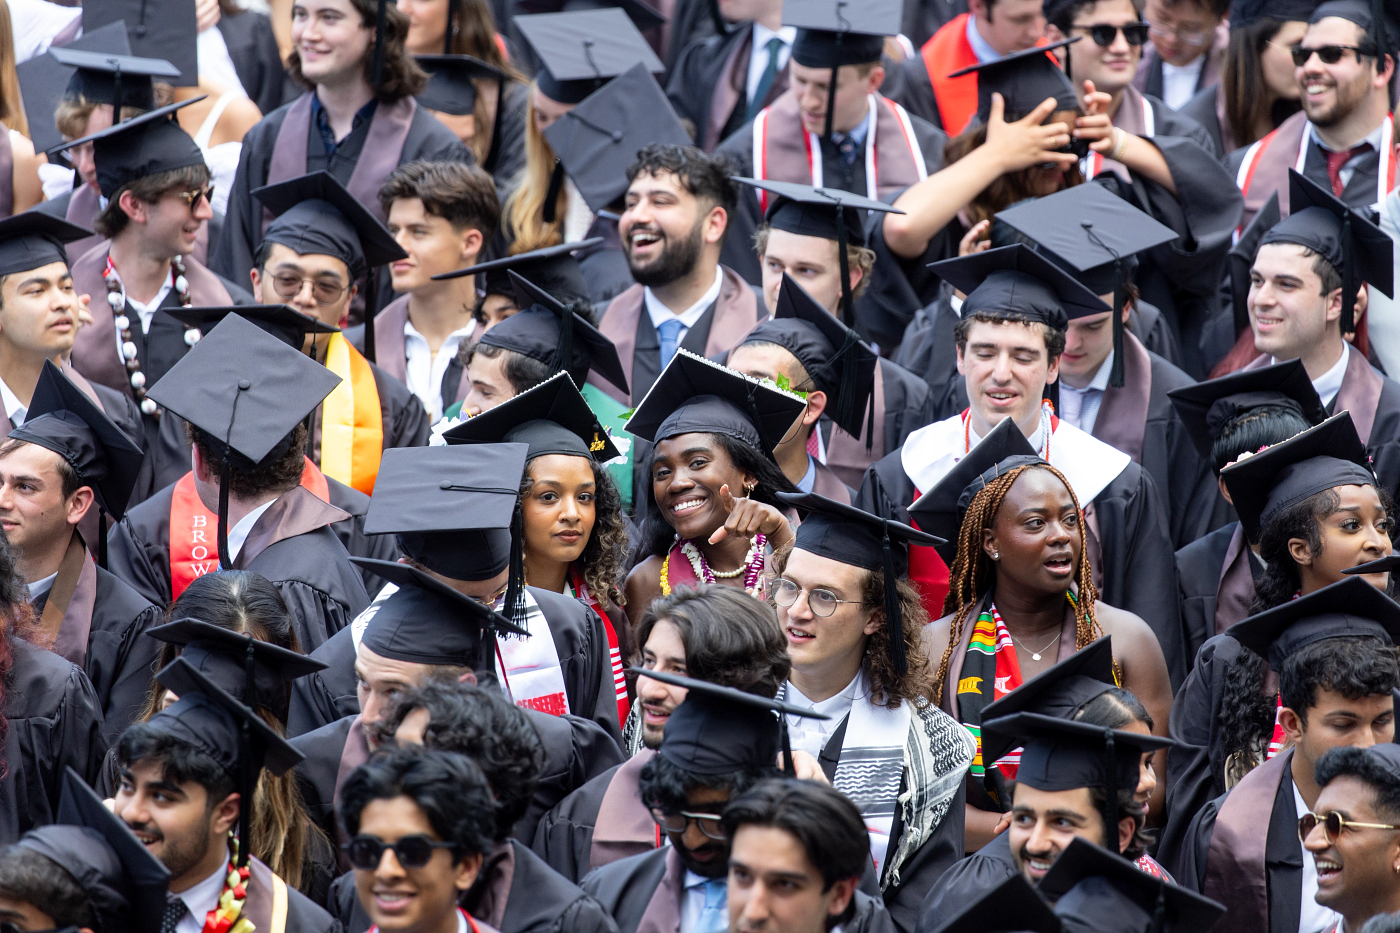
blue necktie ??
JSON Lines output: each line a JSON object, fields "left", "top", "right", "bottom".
{"left": 694, "top": 878, "right": 728, "bottom": 933}
{"left": 746, "top": 36, "right": 785, "bottom": 123}
{"left": 658, "top": 318, "right": 684, "bottom": 370}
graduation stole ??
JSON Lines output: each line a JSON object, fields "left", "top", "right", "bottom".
{"left": 569, "top": 567, "right": 629, "bottom": 724}
{"left": 493, "top": 589, "right": 570, "bottom": 717}
{"left": 169, "top": 458, "right": 331, "bottom": 599}
{"left": 958, "top": 601, "right": 1025, "bottom": 788}
{"left": 320, "top": 332, "right": 384, "bottom": 495}
{"left": 921, "top": 14, "right": 980, "bottom": 137}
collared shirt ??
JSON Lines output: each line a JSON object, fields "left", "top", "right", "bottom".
{"left": 1308, "top": 120, "right": 1386, "bottom": 195}
{"left": 964, "top": 13, "right": 1001, "bottom": 63}
{"left": 681, "top": 871, "right": 727, "bottom": 933}
{"left": 1160, "top": 56, "right": 1205, "bottom": 110}
{"left": 27, "top": 570, "right": 56, "bottom": 602}
{"left": 224, "top": 498, "right": 277, "bottom": 568}
{"left": 784, "top": 669, "right": 868, "bottom": 758}
{"left": 748, "top": 24, "right": 796, "bottom": 104}
{"left": 1273, "top": 344, "right": 1349, "bottom": 408}
{"left": 830, "top": 110, "right": 871, "bottom": 162}
{"left": 644, "top": 266, "right": 724, "bottom": 346}
{"left": 1058, "top": 349, "right": 1114, "bottom": 436}
{"left": 404, "top": 317, "right": 475, "bottom": 423}
{"left": 797, "top": 454, "right": 818, "bottom": 492}
{"left": 311, "top": 93, "right": 379, "bottom": 158}
{"left": 0, "top": 377, "right": 27, "bottom": 427}
{"left": 108, "top": 265, "right": 174, "bottom": 366}
{"left": 1293, "top": 780, "right": 1343, "bottom": 933}
{"left": 174, "top": 860, "right": 230, "bottom": 933}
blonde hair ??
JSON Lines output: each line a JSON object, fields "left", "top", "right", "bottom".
{"left": 501, "top": 82, "right": 567, "bottom": 254}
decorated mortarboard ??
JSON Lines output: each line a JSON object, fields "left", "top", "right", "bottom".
{"left": 632, "top": 667, "right": 828, "bottom": 777}
{"left": 1165, "top": 359, "right": 1326, "bottom": 459}
{"left": 444, "top": 371, "right": 622, "bottom": 461}
{"left": 929, "top": 245, "right": 1106, "bottom": 330}
{"left": 50, "top": 47, "right": 180, "bottom": 111}
{"left": 0, "top": 211, "right": 93, "bottom": 279}
{"left": 517, "top": 9, "right": 664, "bottom": 105}
{"left": 1220, "top": 411, "right": 1374, "bottom": 543}
{"left": 161, "top": 305, "right": 339, "bottom": 350}
{"left": 414, "top": 54, "right": 505, "bottom": 116}
{"left": 17, "top": 768, "right": 172, "bottom": 933}
{"left": 363, "top": 443, "right": 527, "bottom": 583}
{"left": 82, "top": 0, "right": 198, "bottom": 88}
{"left": 982, "top": 712, "right": 1176, "bottom": 845}
{"left": 1230, "top": 192, "right": 1281, "bottom": 335}
{"left": 948, "top": 38, "right": 1082, "bottom": 126}
{"left": 433, "top": 238, "right": 599, "bottom": 306}
{"left": 1226, "top": 576, "right": 1400, "bottom": 671}
{"left": 625, "top": 349, "right": 809, "bottom": 461}
{"left": 253, "top": 171, "right": 407, "bottom": 282}
{"left": 149, "top": 656, "right": 305, "bottom": 867}
{"left": 930, "top": 874, "right": 1062, "bottom": 933}
{"left": 145, "top": 314, "right": 343, "bottom": 567}
{"left": 18, "top": 21, "right": 131, "bottom": 155}
{"left": 50, "top": 98, "right": 206, "bottom": 199}
{"left": 1231, "top": 0, "right": 1320, "bottom": 29}
{"left": 782, "top": 0, "right": 900, "bottom": 138}
{"left": 777, "top": 491, "right": 943, "bottom": 677}
{"left": 145, "top": 618, "right": 328, "bottom": 712}
{"left": 476, "top": 270, "right": 630, "bottom": 393}
{"left": 1040, "top": 838, "right": 1226, "bottom": 933}
{"left": 544, "top": 63, "right": 691, "bottom": 215}
{"left": 978, "top": 638, "right": 1118, "bottom": 764}
{"left": 907, "top": 417, "right": 1042, "bottom": 565}
{"left": 1259, "top": 169, "right": 1395, "bottom": 338}
{"left": 995, "top": 184, "right": 1177, "bottom": 387}
{"left": 1343, "top": 554, "right": 1400, "bottom": 575}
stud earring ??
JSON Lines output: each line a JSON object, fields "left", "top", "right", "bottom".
{"left": 991, "top": 551, "right": 1000, "bottom": 561}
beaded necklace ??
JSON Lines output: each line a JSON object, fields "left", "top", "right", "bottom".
{"left": 104, "top": 253, "right": 199, "bottom": 415}
{"left": 202, "top": 836, "right": 251, "bottom": 933}
{"left": 659, "top": 532, "right": 766, "bottom": 596}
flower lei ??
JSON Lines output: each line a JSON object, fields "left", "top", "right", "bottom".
{"left": 659, "top": 532, "right": 766, "bottom": 597}
{"left": 203, "top": 836, "right": 253, "bottom": 933}
{"left": 104, "top": 254, "right": 199, "bottom": 416}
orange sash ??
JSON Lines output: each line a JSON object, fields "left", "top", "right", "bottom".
{"left": 321, "top": 331, "right": 384, "bottom": 495}
{"left": 923, "top": 14, "right": 980, "bottom": 137}
{"left": 168, "top": 457, "right": 332, "bottom": 599}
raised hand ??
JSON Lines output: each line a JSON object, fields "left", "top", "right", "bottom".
{"left": 710, "top": 483, "right": 793, "bottom": 548}
{"left": 983, "top": 94, "right": 1078, "bottom": 174}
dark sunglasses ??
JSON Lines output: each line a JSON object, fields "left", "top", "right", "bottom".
{"left": 1298, "top": 810, "right": 1400, "bottom": 844}
{"left": 1074, "top": 21, "right": 1150, "bottom": 47}
{"left": 343, "top": 834, "right": 457, "bottom": 870}
{"left": 1291, "top": 44, "right": 1368, "bottom": 66}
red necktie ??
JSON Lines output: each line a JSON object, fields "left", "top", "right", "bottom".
{"left": 1325, "top": 144, "right": 1371, "bottom": 197}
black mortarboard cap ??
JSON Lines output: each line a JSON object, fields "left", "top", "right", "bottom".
{"left": 432, "top": 238, "right": 599, "bottom": 305}
{"left": 18, "top": 20, "right": 131, "bottom": 155}
{"left": 476, "top": 270, "right": 630, "bottom": 393}
{"left": 1041, "top": 838, "right": 1226, "bottom": 933}
{"left": 784, "top": 0, "right": 900, "bottom": 67}
{"left": 778, "top": 491, "right": 943, "bottom": 678}
{"left": 930, "top": 874, "right": 1062, "bottom": 933}
{"left": 996, "top": 183, "right": 1177, "bottom": 387}
{"left": 161, "top": 305, "right": 340, "bottom": 350}
{"left": 253, "top": 171, "right": 408, "bottom": 281}
{"left": 363, "top": 443, "right": 526, "bottom": 581}
{"left": 1229, "top": 192, "right": 1281, "bottom": 335}
{"left": 978, "top": 638, "right": 1117, "bottom": 763}
{"left": 52, "top": 98, "right": 206, "bottom": 198}
{"left": 0, "top": 211, "right": 93, "bottom": 278}
{"left": 1260, "top": 169, "right": 1394, "bottom": 337}
{"left": 51, "top": 47, "right": 180, "bottom": 111}
{"left": 145, "top": 618, "right": 327, "bottom": 712}
{"left": 1166, "top": 359, "right": 1326, "bottom": 459}
{"left": 544, "top": 63, "right": 690, "bottom": 214}
{"left": 634, "top": 667, "right": 828, "bottom": 776}
{"left": 1311, "top": 0, "right": 1399, "bottom": 55}
{"left": 444, "top": 371, "right": 622, "bottom": 461}
{"left": 18, "top": 768, "right": 172, "bottom": 933}
{"left": 1226, "top": 576, "right": 1400, "bottom": 671}
{"left": 83, "top": 0, "right": 199, "bottom": 88}
{"left": 353, "top": 557, "right": 528, "bottom": 668}
{"left": 1343, "top": 554, "right": 1400, "bottom": 575}
{"left": 907, "top": 417, "right": 1041, "bottom": 565}
{"left": 1221, "top": 411, "right": 1374, "bottom": 542}
{"left": 517, "top": 10, "right": 664, "bottom": 105}
{"left": 929, "top": 245, "right": 1106, "bottom": 330}
{"left": 625, "top": 349, "right": 809, "bottom": 460}
{"left": 948, "top": 38, "right": 1081, "bottom": 123}
{"left": 414, "top": 54, "right": 504, "bottom": 115}
{"left": 9, "top": 360, "right": 144, "bottom": 521}
{"left": 1231, "top": 0, "right": 1319, "bottom": 29}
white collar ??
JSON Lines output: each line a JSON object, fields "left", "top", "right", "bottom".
{"left": 1160, "top": 55, "right": 1204, "bottom": 79}
{"left": 787, "top": 668, "right": 868, "bottom": 716}
{"left": 224, "top": 498, "right": 278, "bottom": 566}
{"left": 752, "top": 22, "right": 795, "bottom": 48}
{"left": 1308, "top": 119, "right": 1386, "bottom": 154}
{"left": 176, "top": 858, "right": 230, "bottom": 926}
{"left": 0, "top": 376, "right": 27, "bottom": 426}
{"left": 964, "top": 13, "right": 1001, "bottom": 64}
{"left": 644, "top": 266, "right": 723, "bottom": 331}
{"left": 403, "top": 316, "right": 476, "bottom": 346}
{"left": 26, "top": 570, "right": 57, "bottom": 601}
{"left": 1274, "top": 344, "right": 1349, "bottom": 407}
{"left": 1061, "top": 350, "right": 1114, "bottom": 395}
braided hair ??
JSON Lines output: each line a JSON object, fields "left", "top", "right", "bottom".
{"left": 932, "top": 462, "right": 1108, "bottom": 703}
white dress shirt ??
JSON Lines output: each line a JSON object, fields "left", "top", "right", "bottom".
{"left": 27, "top": 570, "right": 56, "bottom": 601}
{"left": 174, "top": 860, "right": 231, "bottom": 933}
{"left": 404, "top": 317, "right": 475, "bottom": 422}
{"left": 223, "top": 498, "right": 276, "bottom": 568}
{"left": 747, "top": 24, "right": 796, "bottom": 104}
{"left": 784, "top": 670, "right": 868, "bottom": 758}
{"left": 0, "top": 377, "right": 27, "bottom": 427}
{"left": 1293, "top": 781, "right": 1343, "bottom": 933}
{"left": 644, "top": 266, "right": 724, "bottom": 346}
{"left": 1273, "top": 344, "right": 1349, "bottom": 408}
{"left": 110, "top": 268, "right": 175, "bottom": 366}
{"left": 965, "top": 14, "right": 1001, "bottom": 63}
{"left": 1058, "top": 349, "right": 1114, "bottom": 436}
{"left": 1159, "top": 56, "right": 1205, "bottom": 110}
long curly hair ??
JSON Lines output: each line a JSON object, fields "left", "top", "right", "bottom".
{"left": 932, "top": 463, "right": 1107, "bottom": 703}
{"left": 520, "top": 457, "right": 628, "bottom": 608}
{"left": 1217, "top": 647, "right": 1278, "bottom": 787}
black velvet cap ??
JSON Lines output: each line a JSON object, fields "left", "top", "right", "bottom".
{"left": 52, "top": 98, "right": 206, "bottom": 198}
{"left": 930, "top": 874, "right": 1061, "bottom": 933}
{"left": 0, "top": 211, "right": 92, "bottom": 278}
{"left": 51, "top": 47, "right": 180, "bottom": 111}
{"left": 145, "top": 618, "right": 328, "bottom": 709}
{"left": 161, "top": 305, "right": 340, "bottom": 350}
{"left": 543, "top": 62, "right": 690, "bottom": 213}
{"left": 17, "top": 768, "right": 171, "bottom": 933}
{"left": 1040, "top": 838, "right": 1226, "bottom": 933}
{"left": 783, "top": 0, "right": 901, "bottom": 66}
{"left": 18, "top": 20, "right": 131, "bottom": 154}
{"left": 948, "top": 39, "right": 1081, "bottom": 123}
{"left": 1165, "top": 358, "right": 1326, "bottom": 459}
{"left": 443, "top": 371, "right": 623, "bottom": 461}
{"left": 82, "top": 0, "right": 199, "bottom": 88}
{"left": 363, "top": 444, "right": 527, "bottom": 580}
{"left": 625, "top": 349, "right": 808, "bottom": 459}
{"left": 737, "top": 177, "right": 903, "bottom": 247}
{"left": 352, "top": 558, "right": 527, "bottom": 667}
{"left": 1343, "top": 554, "right": 1400, "bottom": 575}
{"left": 979, "top": 638, "right": 1118, "bottom": 764}
{"left": 1226, "top": 576, "right": 1400, "bottom": 671}
{"left": 414, "top": 54, "right": 504, "bottom": 115}
{"left": 253, "top": 171, "right": 407, "bottom": 281}
{"left": 982, "top": 711, "right": 1175, "bottom": 795}
{"left": 433, "top": 238, "right": 599, "bottom": 305}
{"left": 9, "top": 360, "right": 144, "bottom": 520}
{"left": 1229, "top": 192, "right": 1281, "bottom": 335}
{"left": 1220, "top": 412, "right": 1374, "bottom": 542}
{"left": 1231, "top": 0, "right": 1320, "bottom": 29}
{"left": 636, "top": 667, "right": 828, "bottom": 775}
{"left": 906, "top": 417, "right": 1041, "bottom": 565}
{"left": 929, "top": 245, "right": 1106, "bottom": 329}
{"left": 1311, "top": 0, "right": 1398, "bottom": 53}
{"left": 518, "top": 9, "right": 664, "bottom": 105}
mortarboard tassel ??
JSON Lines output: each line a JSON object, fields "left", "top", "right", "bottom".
{"left": 881, "top": 525, "right": 907, "bottom": 678}
{"left": 371, "top": 0, "right": 389, "bottom": 87}
{"left": 237, "top": 712, "right": 252, "bottom": 868}
{"left": 831, "top": 331, "right": 861, "bottom": 441}
{"left": 1102, "top": 728, "right": 1118, "bottom": 852}
{"left": 484, "top": 77, "right": 507, "bottom": 175}
{"left": 1341, "top": 213, "right": 1357, "bottom": 338}
{"left": 780, "top": 718, "right": 797, "bottom": 777}
{"left": 1151, "top": 884, "right": 1168, "bottom": 933}
{"left": 835, "top": 202, "right": 853, "bottom": 328}
{"left": 218, "top": 458, "right": 232, "bottom": 569}
{"left": 444, "top": 0, "right": 458, "bottom": 54}
{"left": 97, "top": 507, "right": 108, "bottom": 571}
{"left": 542, "top": 162, "right": 565, "bottom": 225}
{"left": 550, "top": 301, "right": 575, "bottom": 379}
{"left": 1109, "top": 256, "right": 1125, "bottom": 387}
{"left": 364, "top": 269, "right": 379, "bottom": 365}
{"left": 823, "top": 32, "right": 844, "bottom": 142}
{"left": 505, "top": 502, "right": 528, "bottom": 626}
{"left": 744, "top": 385, "right": 773, "bottom": 458}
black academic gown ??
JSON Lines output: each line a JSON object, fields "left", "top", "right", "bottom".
{"left": 913, "top": 833, "right": 1018, "bottom": 933}
{"left": 576, "top": 215, "right": 634, "bottom": 306}
{"left": 309, "top": 357, "right": 432, "bottom": 461}
{"left": 666, "top": 23, "right": 789, "bottom": 152}
{"left": 216, "top": 7, "right": 293, "bottom": 115}
{"left": 0, "top": 638, "right": 108, "bottom": 845}
{"left": 532, "top": 753, "right": 655, "bottom": 885}
{"left": 817, "top": 357, "right": 937, "bottom": 489}
{"left": 242, "top": 853, "right": 341, "bottom": 933}
{"left": 1174, "top": 522, "right": 1255, "bottom": 668}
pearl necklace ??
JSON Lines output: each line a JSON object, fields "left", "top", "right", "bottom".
{"left": 104, "top": 254, "right": 200, "bottom": 415}
{"left": 675, "top": 533, "right": 766, "bottom": 592}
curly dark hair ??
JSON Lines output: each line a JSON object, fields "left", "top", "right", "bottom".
{"left": 117, "top": 724, "right": 237, "bottom": 805}
{"left": 1215, "top": 647, "right": 1278, "bottom": 786}
{"left": 521, "top": 456, "right": 627, "bottom": 609}
{"left": 639, "top": 432, "right": 798, "bottom": 558}
{"left": 625, "top": 144, "right": 737, "bottom": 220}
{"left": 0, "top": 847, "right": 97, "bottom": 933}
{"left": 636, "top": 584, "right": 790, "bottom": 696}
{"left": 1073, "top": 688, "right": 1154, "bottom": 860}
{"left": 286, "top": 0, "right": 427, "bottom": 103}
{"left": 1086, "top": 784, "right": 1146, "bottom": 859}
{"left": 340, "top": 746, "right": 496, "bottom": 861}
{"left": 1316, "top": 745, "right": 1400, "bottom": 822}
{"left": 371, "top": 682, "right": 544, "bottom": 842}
{"left": 186, "top": 423, "right": 308, "bottom": 500}
{"left": 639, "top": 753, "right": 775, "bottom": 816}
{"left": 1279, "top": 635, "right": 1400, "bottom": 724}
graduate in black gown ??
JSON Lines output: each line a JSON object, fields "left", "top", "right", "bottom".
{"left": 4, "top": 361, "right": 161, "bottom": 740}
{"left": 1038, "top": 838, "right": 1225, "bottom": 933}
{"left": 105, "top": 314, "right": 370, "bottom": 651}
